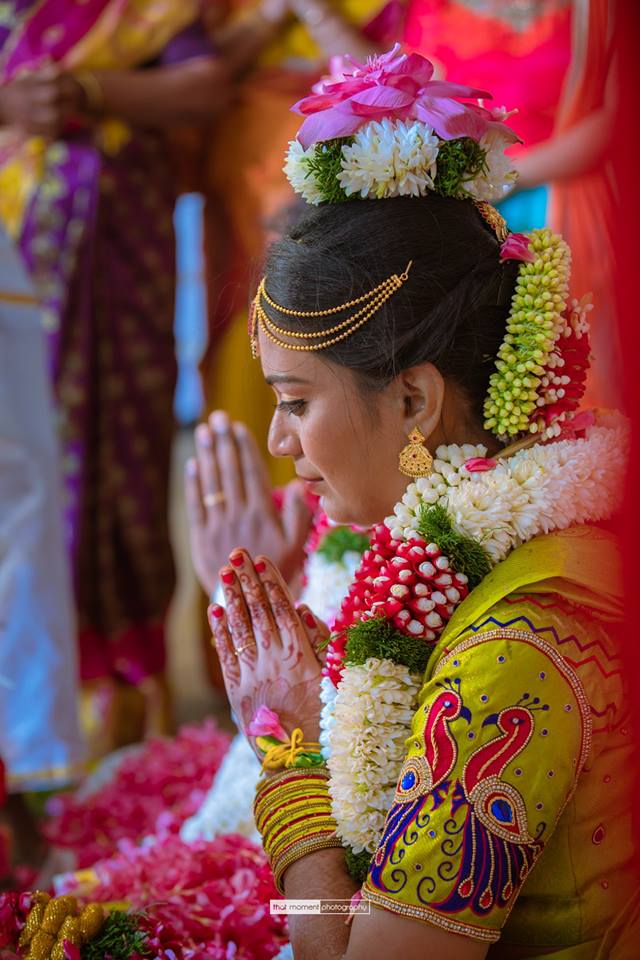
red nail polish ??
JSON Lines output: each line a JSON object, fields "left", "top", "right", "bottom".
{"left": 230, "top": 553, "right": 244, "bottom": 567}
{"left": 255, "top": 560, "right": 266, "bottom": 573}
{"left": 209, "top": 604, "right": 224, "bottom": 619}
{"left": 304, "top": 612, "right": 316, "bottom": 628}
{"left": 221, "top": 570, "right": 235, "bottom": 584}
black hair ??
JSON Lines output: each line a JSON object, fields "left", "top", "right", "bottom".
{"left": 263, "top": 195, "right": 519, "bottom": 426}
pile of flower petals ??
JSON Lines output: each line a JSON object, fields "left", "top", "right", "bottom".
{"left": 65, "top": 834, "right": 287, "bottom": 960}
{"left": 44, "top": 721, "right": 231, "bottom": 868}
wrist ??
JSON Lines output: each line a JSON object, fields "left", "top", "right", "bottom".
{"left": 254, "top": 768, "right": 341, "bottom": 892}
{"left": 74, "top": 71, "right": 104, "bottom": 115}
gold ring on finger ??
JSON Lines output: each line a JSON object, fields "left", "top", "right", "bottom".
{"left": 234, "top": 642, "right": 255, "bottom": 657}
{"left": 204, "top": 491, "right": 226, "bottom": 508}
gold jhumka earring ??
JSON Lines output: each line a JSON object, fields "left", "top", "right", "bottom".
{"left": 398, "top": 426, "right": 433, "bottom": 478}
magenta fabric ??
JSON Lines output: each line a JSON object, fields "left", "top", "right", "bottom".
{"left": 1, "top": 0, "right": 115, "bottom": 80}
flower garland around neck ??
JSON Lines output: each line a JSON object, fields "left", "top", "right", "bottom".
{"left": 320, "top": 410, "right": 628, "bottom": 880}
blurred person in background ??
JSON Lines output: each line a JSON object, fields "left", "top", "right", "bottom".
{"left": 403, "top": 0, "right": 618, "bottom": 403}
{"left": 0, "top": 225, "right": 85, "bottom": 882}
{"left": 200, "top": 0, "right": 406, "bottom": 491}
{"left": 403, "top": 0, "right": 574, "bottom": 230}
{"left": 0, "top": 1, "right": 228, "bottom": 754}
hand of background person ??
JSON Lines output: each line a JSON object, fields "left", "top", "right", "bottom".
{"left": 259, "top": 0, "right": 291, "bottom": 25}
{"left": 185, "top": 411, "right": 313, "bottom": 597}
{"left": 208, "top": 550, "right": 328, "bottom": 751}
{"left": 0, "top": 65, "right": 83, "bottom": 138}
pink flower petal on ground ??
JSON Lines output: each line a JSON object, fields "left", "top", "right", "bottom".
{"left": 246, "top": 705, "right": 287, "bottom": 741}
{"left": 63, "top": 941, "right": 81, "bottom": 960}
{"left": 464, "top": 457, "right": 498, "bottom": 473}
{"left": 500, "top": 233, "right": 535, "bottom": 263}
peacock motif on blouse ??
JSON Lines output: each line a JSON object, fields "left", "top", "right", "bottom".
{"left": 368, "top": 678, "right": 547, "bottom": 916}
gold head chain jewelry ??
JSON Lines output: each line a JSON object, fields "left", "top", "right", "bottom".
{"left": 249, "top": 261, "right": 413, "bottom": 358}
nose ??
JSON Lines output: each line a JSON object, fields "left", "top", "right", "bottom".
{"left": 268, "top": 409, "right": 302, "bottom": 460}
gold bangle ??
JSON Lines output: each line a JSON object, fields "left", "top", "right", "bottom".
{"left": 273, "top": 835, "right": 343, "bottom": 892}
{"left": 75, "top": 71, "right": 104, "bottom": 113}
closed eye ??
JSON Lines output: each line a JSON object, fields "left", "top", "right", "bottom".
{"left": 276, "top": 399, "right": 307, "bottom": 416}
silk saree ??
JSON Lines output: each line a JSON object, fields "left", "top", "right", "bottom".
{"left": 363, "top": 526, "right": 639, "bottom": 956}
{"left": 0, "top": 0, "right": 212, "bottom": 749}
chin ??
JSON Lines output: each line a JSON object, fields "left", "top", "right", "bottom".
{"left": 321, "top": 494, "right": 378, "bottom": 529}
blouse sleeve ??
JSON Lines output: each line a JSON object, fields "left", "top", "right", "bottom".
{"left": 362, "top": 627, "right": 592, "bottom": 944}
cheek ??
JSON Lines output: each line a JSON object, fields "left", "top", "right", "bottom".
{"left": 300, "top": 402, "right": 361, "bottom": 472}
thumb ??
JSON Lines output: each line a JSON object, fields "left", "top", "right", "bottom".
{"left": 281, "top": 480, "right": 313, "bottom": 552}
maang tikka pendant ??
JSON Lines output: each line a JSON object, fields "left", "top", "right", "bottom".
{"left": 398, "top": 426, "right": 434, "bottom": 478}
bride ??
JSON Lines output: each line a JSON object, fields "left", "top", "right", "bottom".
{"left": 204, "top": 46, "right": 635, "bottom": 960}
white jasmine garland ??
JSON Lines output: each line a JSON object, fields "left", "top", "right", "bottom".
{"left": 385, "top": 415, "right": 628, "bottom": 563}
{"left": 283, "top": 139, "right": 325, "bottom": 205}
{"left": 337, "top": 119, "right": 440, "bottom": 199}
{"left": 180, "top": 733, "right": 261, "bottom": 843}
{"left": 321, "top": 414, "right": 627, "bottom": 860}
{"left": 325, "top": 659, "right": 422, "bottom": 853}
{"left": 319, "top": 675, "right": 338, "bottom": 761}
{"left": 299, "top": 550, "right": 363, "bottom": 625}
{"left": 463, "top": 127, "right": 518, "bottom": 202}
{"left": 284, "top": 120, "right": 519, "bottom": 205}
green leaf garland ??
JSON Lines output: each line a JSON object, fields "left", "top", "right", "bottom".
{"left": 345, "top": 617, "right": 431, "bottom": 675}
{"left": 345, "top": 847, "right": 373, "bottom": 884}
{"left": 317, "top": 527, "right": 371, "bottom": 564}
{"left": 432, "top": 137, "right": 487, "bottom": 198}
{"left": 416, "top": 503, "right": 491, "bottom": 588}
{"left": 302, "top": 139, "right": 353, "bottom": 204}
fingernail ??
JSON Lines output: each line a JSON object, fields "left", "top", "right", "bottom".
{"left": 211, "top": 411, "right": 228, "bottom": 433}
{"left": 209, "top": 604, "right": 225, "bottom": 620}
{"left": 254, "top": 559, "right": 266, "bottom": 573}
{"left": 185, "top": 458, "right": 197, "bottom": 476}
{"left": 304, "top": 612, "right": 316, "bottom": 628}
{"left": 221, "top": 569, "right": 235, "bottom": 584}
{"left": 230, "top": 552, "right": 244, "bottom": 567}
{"left": 196, "top": 424, "right": 212, "bottom": 447}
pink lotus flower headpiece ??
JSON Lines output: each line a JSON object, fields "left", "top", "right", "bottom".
{"left": 293, "top": 44, "right": 519, "bottom": 149}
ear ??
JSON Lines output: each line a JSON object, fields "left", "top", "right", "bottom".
{"left": 397, "top": 363, "right": 445, "bottom": 440}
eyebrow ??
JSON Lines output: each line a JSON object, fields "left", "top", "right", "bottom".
{"left": 265, "top": 374, "right": 311, "bottom": 386}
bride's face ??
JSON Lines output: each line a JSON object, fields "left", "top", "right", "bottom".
{"left": 261, "top": 335, "right": 419, "bottom": 526}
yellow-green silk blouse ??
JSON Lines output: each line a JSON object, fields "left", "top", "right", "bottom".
{"left": 362, "top": 527, "right": 638, "bottom": 957}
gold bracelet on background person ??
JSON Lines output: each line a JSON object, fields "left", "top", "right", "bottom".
{"left": 254, "top": 767, "right": 342, "bottom": 892}
{"left": 74, "top": 71, "right": 104, "bottom": 114}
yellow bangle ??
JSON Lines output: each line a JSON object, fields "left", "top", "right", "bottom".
{"left": 75, "top": 71, "right": 104, "bottom": 113}
{"left": 273, "top": 835, "right": 343, "bottom": 893}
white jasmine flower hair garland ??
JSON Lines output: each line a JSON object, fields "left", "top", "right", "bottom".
{"left": 321, "top": 412, "right": 628, "bottom": 880}
{"left": 284, "top": 118, "right": 516, "bottom": 205}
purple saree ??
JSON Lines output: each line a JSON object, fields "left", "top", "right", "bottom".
{"left": 0, "top": 1, "right": 213, "bottom": 701}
